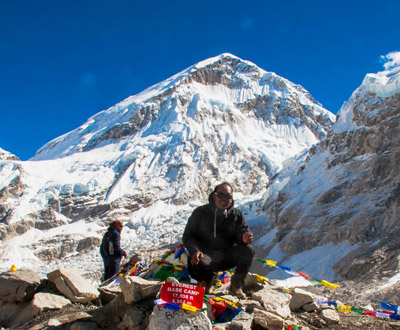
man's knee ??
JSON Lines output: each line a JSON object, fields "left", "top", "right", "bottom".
{"left": 237, "top": 244, "right": 255, "bottom": 258}
{"left": 188, "top": 255, "right": 214, "bottom": 282}
{"left": 247, "top": 244, "right": 255, "bottom": 257}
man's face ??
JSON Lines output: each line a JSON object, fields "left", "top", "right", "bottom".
{"left": 213, "top": 184, "right": 233, "bottom": 210}
{"left": 116, "top": 222, "right": 124, "bottom": 232}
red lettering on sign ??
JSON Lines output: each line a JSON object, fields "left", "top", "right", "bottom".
{"left": 160, "top": 282, "right": 205, "bottom": 310}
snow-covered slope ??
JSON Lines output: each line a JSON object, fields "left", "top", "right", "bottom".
{"left": 0, "top": 148, "right": 19, "bottom": 161}
{"left": 0, "top": 54, "right": 334, "bottom": 278}
{"left": 254, "top": 60, "right": 400, "bottom": 284}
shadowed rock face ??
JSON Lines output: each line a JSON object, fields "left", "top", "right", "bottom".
{"left": 258, "top": 77, "right": 400, "bottom": 282}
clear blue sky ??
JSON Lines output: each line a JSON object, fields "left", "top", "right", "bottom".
{"left": 1, "top": 0, "right": 399, "bottom": 160}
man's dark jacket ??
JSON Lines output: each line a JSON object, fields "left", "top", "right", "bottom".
{"left": 100, "top": 227, "right": 126, "bottom": 259}
{"left": 183, "top": 192, "right": 250, "bottom": 256}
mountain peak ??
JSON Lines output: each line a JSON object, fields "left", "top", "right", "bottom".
{"left": 0, "top": 147, "right": 20, "bottom": 161}
{"left": 1, "top": 54, "right": 336, "bottom": 279}
{"left": 334, "top": 63, "right": 400, "bottom": 133}
{"left": 33, "top": 54, "right": 333, "bottom": 161}
{"left": 191, "top": 53, "right": 253, "bottom": 70}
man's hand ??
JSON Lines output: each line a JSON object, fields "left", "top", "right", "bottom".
{"left": 242, "top": 231, "right": 253, "bottom": 244}
{"left": 191, "top": 251, "right": 203, "bottom": 265}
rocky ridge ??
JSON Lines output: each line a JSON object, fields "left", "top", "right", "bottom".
{"left": 254, "top": 60, "right": 400, "bottom": 286}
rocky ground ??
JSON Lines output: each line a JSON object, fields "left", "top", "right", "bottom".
{"left": 6, "top": 277, "right": 400, "bottom": 330}
{"left": 3, "top": 243, "right": 400, "bottom": 330}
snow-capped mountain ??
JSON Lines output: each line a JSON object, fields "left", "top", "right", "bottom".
{"left": 255, "top": 62, "right": 400, "bottom": 286}
{"left": 0, "top": 54, "right": 335, "bottom": 278}
{"left": 0, "top": 148, "right": 19, "bottom": 161}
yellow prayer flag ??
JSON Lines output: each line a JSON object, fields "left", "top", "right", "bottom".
{"left": 213, "top": 297, "right": 239, "bottom": 308}
{"left": 320, "top": 280, "right": 340, "bottom": 290}
{"left": 256, "top": 274, "right": 269, "bottom": 283}
{"left": 266, "top": 260, "right": 277, "bottom": 267}
{"left": 181, "top": 303, "right": 197, "bottom": 312}
{"left": 337, "top": 304, "right": 352, "bottom": 313}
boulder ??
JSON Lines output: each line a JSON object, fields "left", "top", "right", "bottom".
{"left": 0, "top": 270, "right": 41, "bottom": 302}
{"left": 0, "top": 300, "right": 30, "bottom": 328}
{"left": 1, "top": 292, "right": 72, "bottom": 328}
{"left": 228, "top": 310, "right": 254, "bottom": 330}
{"left": 69, "top": 321, "right": 100, "bottom": 330}
{"left": 117, "top": 307, "right": 146, "bottom": 329}
{"left": 302, "top": 301, "right": 319, "bottom": 312}
{"left": 47, "top": 311, "right": 93, "bottom": 327}
{"left": 289, "top": 288, "right": 317, "bottom": 312}
{"left": 98, "top": 283, "right": 122, "bottom": 304}
{"left": 252, "top": 285, "right": 291, "bottom": 319}
{"left": 253, "top": 308, "right": 284, "bottom": 330}
{"left": 239, "top": 299, "right": 263, "bottom": 313}
{"left": 245, "top": 272, "right": 268, "bottom": 288}
{"left": 320, "top": 307, "right": 340, "bottom": 324}
{"left": 148, "top": 303, "right": 212, "bottom": 330}
{"left": 31, "top": 292, "right": 72, "bottom": 316}
{"left": 120, "top": 276, "right": 162, "bottom": 304}
{"left": 47, "top": 268, "right": 100, "bottom": 303}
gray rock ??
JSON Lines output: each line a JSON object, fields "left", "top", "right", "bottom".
{"left": 0, "top": 300, "right": 30, "bottom": 328}
{"left": 98, "top": 282, "right": 122, "bottom": 304}
{"left": 228, "top": 310, "right": 253, "bottom": 330}
{"left": 302, "top": 301, "right": 319, "bottom": 312}
{"left": 120, "top": 276, "right": 162, "bottom": 304}
{"left": 47, "top": 311, "right": 92, "bottom": 327}
{"left": 245, "top": 272, "right": 268, "bottom": 288}
{"left": 253, "top": 308, "right": 284, "bottom": 330}
{"left": 31, "top": 292, "right": 71, "bottom": 316}
{"left": 320, "top": 308, "right": 340, "bottom": 324}
{"left": 289, "top": 288, "right": 317, "bottom": 312}
{"left": 239, "top": 299, "right": 263, "bottom": 313}
{"left": 0, "top": 270, "right": 41, "bottom": 302}
{"left": 148, "top": 304, "right": 212, "bottom": 330}
{"left": 118, "top": 307, "right": 145, "bottom": 329}
{"left": 47, "top": 268, "right": 99, "bottom": 303}
{"left": 69, "top": 321, "right": 101, "bottom": 330}
{"left": 252, "top": 285, "right": 291, "bottom": 319}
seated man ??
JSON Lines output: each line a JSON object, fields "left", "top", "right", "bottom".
{"left": 183, "top": 182, "right": 254, "bottom": 298}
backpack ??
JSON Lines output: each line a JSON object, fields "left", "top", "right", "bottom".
{"left": 101, "top": 232, "right": 114, "bottom": 256}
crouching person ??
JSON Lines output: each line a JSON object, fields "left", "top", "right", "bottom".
{"left": 183, "top": 182, "right": 254, "bottom": 298}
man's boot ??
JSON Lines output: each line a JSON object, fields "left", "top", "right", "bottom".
{"left": 228, "top": 274, "right": 246, "bottom": 299}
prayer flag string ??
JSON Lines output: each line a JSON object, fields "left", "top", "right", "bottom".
{"left": 254, "top": 258, "right": 340, "bottom": 290}
{"left": 107, "top": 243, "right": 400, "bottom": 323}
{"left": 154, "top": 298, "right": 200, "bottom": 312}
{"left": 317, "top": 298, "right": 400, "bottom": 320}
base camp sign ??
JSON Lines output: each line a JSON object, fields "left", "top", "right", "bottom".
{"left": 160, "top": 282, "right": 205, "bottom": 309}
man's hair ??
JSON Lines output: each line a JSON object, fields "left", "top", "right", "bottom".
{"left": 213, "top": 182, "right": 233, "bottom": 192}
{"left": 110, "top": 220, "right": 123, "bottom": 228}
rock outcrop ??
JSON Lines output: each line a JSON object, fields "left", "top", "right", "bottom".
{"left": 255, "top": 60, "right": 400, "bottom": 285}
{"left": 0, "top": 268, "right": 99, "bottom": 329}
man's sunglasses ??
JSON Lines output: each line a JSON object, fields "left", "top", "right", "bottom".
{"left": 214, "top": 192, "right": 233, "bottom": 200}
